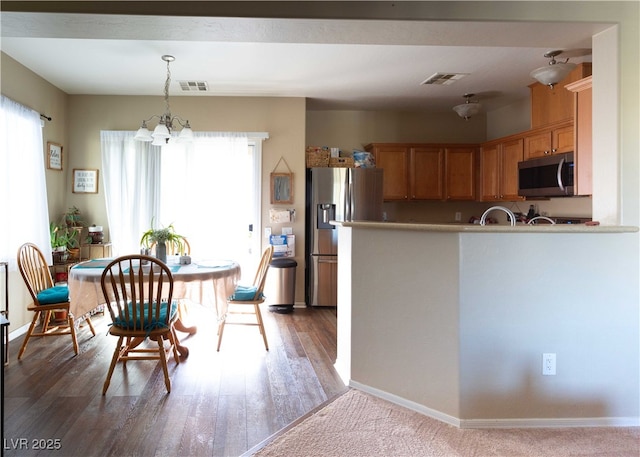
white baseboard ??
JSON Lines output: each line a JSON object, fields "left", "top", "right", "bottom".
{"left": 348, "top": 381, "right": 640, "bottom": 429}
{"left": 348, "top": 380, "right": 461, "bottom": 428}
{"left": 8, "top": 322, "right": 29, "bottom": 341}
{"left": 461, "top": 417, "right": 640, "bottom": 428}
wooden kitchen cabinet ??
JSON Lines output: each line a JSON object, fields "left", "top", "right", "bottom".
{"left": 367, "top": 144, "right": 410, "bottom": 200}
{"left": 480, "top": 138, "right": 524, "bottom": 201}
{"left": 445, "top": 147, "right": 476, "bottom": 201}
{"left": 366, "top": 143, "right": 475, "bottom": 201}
{"left": 523, "top": 122, "right": 573, "bottom": 160}
{"left": 566, "top": 76, "right": 593, "bottom": 195}
{"left": 411, "top": 147, "right": 444, "bottom": 200}
{"left": 529, "top": 63, "right": 591, "bottom": 128}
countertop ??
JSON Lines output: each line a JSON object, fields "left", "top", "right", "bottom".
{"left": 333, "top": 221, "right": 638, "bottom": 233}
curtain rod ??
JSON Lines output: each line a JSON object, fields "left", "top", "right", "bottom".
{"left": 40, "top": 113, "right": 52, "bottom": 122}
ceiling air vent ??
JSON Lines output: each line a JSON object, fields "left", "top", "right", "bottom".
{"left": 179, "top": 81, "right": 209, "bottom": 92}
{"left": 421, "top": 73, "right": 469, "bottom": 86}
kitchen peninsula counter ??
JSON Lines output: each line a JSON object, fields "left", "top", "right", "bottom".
{"left": 333, "top": 220, "right": 639, "bottom": 428}
{"left": 335, "top": 220, "right": 638, "bottom": 233}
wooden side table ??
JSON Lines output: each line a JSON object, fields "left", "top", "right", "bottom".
{"left": 80, "top": 242, "right": 112, "bottom": 260}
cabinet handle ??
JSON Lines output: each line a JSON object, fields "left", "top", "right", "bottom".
{"left": 552, "top": 148, "right": 557, "bottom": 153}
{"left": 544, "top": 150, "right": 550, "bottom": 154}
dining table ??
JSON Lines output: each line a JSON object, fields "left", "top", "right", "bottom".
{"left": 68, "top": 256, "right": 241, "bottom": 356}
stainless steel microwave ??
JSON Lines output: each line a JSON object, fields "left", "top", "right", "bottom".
{"left": 518, "top": 152, "right": 574, "bottom": 198}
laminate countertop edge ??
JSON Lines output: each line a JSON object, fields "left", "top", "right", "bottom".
{"left": 332, "top": 221, "right": 639, "bottom": 234}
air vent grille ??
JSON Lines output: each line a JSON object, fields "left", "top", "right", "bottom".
{"left": 179, "top": 81, "right": 209, "bottom": 92}
{"left": 421, "top": 73, "right": 468, "bottom": 85}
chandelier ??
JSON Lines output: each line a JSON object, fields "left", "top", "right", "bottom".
{"left": 530, "top": 50, "right": 577, "bottom": 88}
{"left": 134, "top": 55, "right": 193, "bottom": 145}
{"left": 453, "top": 93, "right": 481, "bottom": 120}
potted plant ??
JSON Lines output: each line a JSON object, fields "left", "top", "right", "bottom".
{"left": 140, "top": 223, "right": 185, "bottom": 263}
{"left": 63, "top": 206, "right": 83, "bottom": 227}
{"left": 50, "top": 222, "right": 69, "bottom": 264}
{"left": 65, "top": 227, "right": 81, "bottom": 260}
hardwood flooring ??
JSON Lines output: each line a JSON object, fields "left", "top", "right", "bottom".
{"left": 2, "top": 304, "right": 345, "bottom": 456}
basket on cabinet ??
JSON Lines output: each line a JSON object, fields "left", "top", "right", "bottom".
{"left": 329, "top": 157, "right": 354, "bottom": 168}
{"left": 306, "top": 147, "right": 330, "bottom": 167}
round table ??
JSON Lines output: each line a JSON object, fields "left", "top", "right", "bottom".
{"left": 68, "top": 257, "right": 241, "bottom": 356}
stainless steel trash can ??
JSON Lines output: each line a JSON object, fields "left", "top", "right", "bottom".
{"left": 269, "top": 258, "right": 297, "bottom": 313}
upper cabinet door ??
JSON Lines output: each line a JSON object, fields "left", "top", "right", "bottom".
{"left": 411, "top": 147, "right": 444, "bottom": 200}
{"left": 500, "top": 138, "right": 524, "bottom": 201}
{"left": 445, "top": 147, "right": 476, "bottom": 201}
{"left": 371, "top": 145, "right": 409, "bottom": 201}
{"left": 480, "top": 144, "right": 500, "bottom": 201}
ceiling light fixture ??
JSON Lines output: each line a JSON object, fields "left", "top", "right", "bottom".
{"left": 530, "top": 50, "right": 577, "bottom": 88}
{"left": 453, "top": 93, "right": 481, "bottom": 120}
{"left": 134, "top": 55, "right": 193, "bottom": 145}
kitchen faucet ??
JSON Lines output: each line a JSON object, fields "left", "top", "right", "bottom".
{"left": 480, "top": 206, "right": 517, "bottom": 226}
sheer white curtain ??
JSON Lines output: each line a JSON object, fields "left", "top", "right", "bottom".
{"left": 100, "top": 131, "right": 161, "bottom": 255}
{"left": 160, "top": 133, "right": 253, "bottom": 263}
{"left": 0, "top": 95, "right": 51, "bottom": 269}
{"left": 101, "top": 131, "right": 263, "bottom": 272}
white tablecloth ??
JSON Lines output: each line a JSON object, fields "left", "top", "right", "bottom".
{"left": 68, "top": 257, "right": 241, "bottom": 321}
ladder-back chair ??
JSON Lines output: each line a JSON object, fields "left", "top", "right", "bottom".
{"left": 16, "top": 242, "right": 96, "bottom": 360}
{"left": 217, "top": 246, "right": 274, "bottom": 351}
{"left": 100, "top": 254, "right": 180, "bottom": 394}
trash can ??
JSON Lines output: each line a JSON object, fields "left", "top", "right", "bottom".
{"left": 268, "top": 258, "right": 297, "bottom": 313}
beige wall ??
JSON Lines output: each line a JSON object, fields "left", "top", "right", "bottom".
{"left": 1, "top": 52, "right": 70, "bottom": 330}
{"left": 2, "top": 56, "right": 308, "bottom": 330}
{"left": 66, "top": 94, "right": 307, "bottom": 302}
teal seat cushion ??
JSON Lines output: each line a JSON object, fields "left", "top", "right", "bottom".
{"left": 229, "top": 284, "right": 261, "bottom": 301}
{"left": 36, "top": 285, "right": 69, "bottom": 305}
{"left": 113, "top": 300, "right": 178, "bottom": 332}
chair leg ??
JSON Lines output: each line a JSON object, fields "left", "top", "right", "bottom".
{"left": 102, "top": 336, "right": 124, "bottom": 395}
{"left": 85, "top": 316, "right": 96, "bottom": 336}
{"left": 42, "top": 310, "right": 52, "bottom": 332}
{"left": 254, "top": 304, "right": 269, "bottom": 351}
{"left": 68, "top": 314, "right": 79, "bottom": 355}
{"left": 216, "top": 320, "right": 225, "bottom": 351}
{"left": 156, "top": 337, "right": 171, "bottom": 393}
{"left": 17, "top": 311, "right": 40, "bottom": 360}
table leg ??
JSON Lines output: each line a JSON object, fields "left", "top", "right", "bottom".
{"left": 173, "top": 301, "right": 197, "bottom": 335}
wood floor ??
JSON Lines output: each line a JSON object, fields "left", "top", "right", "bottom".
{"left": 2, "top": 304, "right": 346, "bottom": 456}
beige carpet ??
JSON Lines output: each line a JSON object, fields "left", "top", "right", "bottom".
{"left": 251, "top": 389, "right": 639, "bottom": 457}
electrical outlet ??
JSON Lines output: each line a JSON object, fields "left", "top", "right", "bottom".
{"left": 455, "top": 212, "right": 462, "bottom": 222}
{"left": 543, "top": 353, "right": 556, "bottom": 376}
{"left": 264, "top": 227, "right": 271, "bottom": 238}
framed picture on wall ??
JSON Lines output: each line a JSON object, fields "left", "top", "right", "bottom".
{"left": 46, "top": 142, "right": 63, "bottom": 170}
{"left": 270, "top": 172, "right": 293, "bottom": 204}
{"left": 72, "top": 169, "right": 99, "bottom": 194}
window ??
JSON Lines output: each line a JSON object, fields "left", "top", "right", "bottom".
{"left": 0, "top": 95, "right": 51, "bottom": 269}
{"left": 101, "top": 131, "right": 266, "bottom": 279}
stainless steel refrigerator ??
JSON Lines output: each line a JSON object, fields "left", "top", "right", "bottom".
{"left": 305, "top": 167, "right": 384, "bottom": 306}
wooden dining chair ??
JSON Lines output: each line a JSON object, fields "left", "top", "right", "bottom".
{"left": 16, "top": 243, "right": 96, "bottom": 360}
{"left": 217, "top": 246, "right": 274, "bottom": 351}
{"left": 100, "top": 254, "right": 180, "bottom": 394}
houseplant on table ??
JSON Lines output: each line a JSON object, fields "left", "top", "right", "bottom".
{"left": 50, "top": 222, "right": 81, "bottom": 262}
{"left": 50, "top": 222, "right": 69, "bottom": 264}
{"left": 140, "top": 223, "right": 186, "bottom": 264}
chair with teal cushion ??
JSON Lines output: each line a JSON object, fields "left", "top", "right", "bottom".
{"left": 217, "top": 246, "right": 273, "bottom": 351}
{"left": 100, "top": 254, "right": 180, "bottom": 394}
{"left": 17, "top": 243, "right": 96, "bottom": 360}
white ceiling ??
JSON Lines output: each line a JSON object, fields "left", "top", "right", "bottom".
{"left": 1, "top": 11, "right": 609, "bottom": 113}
